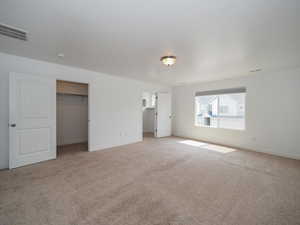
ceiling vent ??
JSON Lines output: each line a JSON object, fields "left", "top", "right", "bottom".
{"left": 0, "top": 23, "right": 27, "bottom": 41}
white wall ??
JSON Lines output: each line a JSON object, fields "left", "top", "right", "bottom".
{"left": 0, "top": 52, "right": 170, "bottom": 169}
{"left": 57, "top": 94, "right": 88, "bottom": 146}
{"left": 172, "top": 68, "right": 300, "bottom": 159}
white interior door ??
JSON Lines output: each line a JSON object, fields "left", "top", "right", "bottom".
{"left": 155, "top": 92, "right": 172, "bottom": 137}
{"left": 9, "top": 73, "right": 56, "bottom": 169}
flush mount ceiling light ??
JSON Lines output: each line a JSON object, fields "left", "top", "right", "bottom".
{"left": 160, "top": 55, "right": 176, "bottom": 66}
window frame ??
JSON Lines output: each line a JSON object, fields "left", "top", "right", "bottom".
{"left": 194, "top": 88, "right": 246, "bottom": 131}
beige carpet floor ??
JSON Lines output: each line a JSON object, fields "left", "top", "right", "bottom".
{"left": 1, "top": 136, "right": 300, "bottom": 225}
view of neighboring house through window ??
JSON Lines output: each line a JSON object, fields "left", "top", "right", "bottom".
{"left": 195, "top": 88, "right": 246, "bottom": 130}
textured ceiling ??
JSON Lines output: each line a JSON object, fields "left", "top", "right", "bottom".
{"left": 0, "top": 0, "right": 300, "bottom": 85}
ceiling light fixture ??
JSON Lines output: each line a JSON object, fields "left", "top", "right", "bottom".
{"left": 160, "top": 55, "right": 176, "bottom": 66}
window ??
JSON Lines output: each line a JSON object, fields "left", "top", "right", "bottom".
{"left": 195, "top": 88, "right": 246, "bottom": 130}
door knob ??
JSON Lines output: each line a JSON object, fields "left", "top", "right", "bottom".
{"left": 10, "top": 124, "right": 16, "bottom": 127}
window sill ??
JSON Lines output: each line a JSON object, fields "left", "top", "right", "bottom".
{"left": 194, "top": 124, "right": 245, "bottom": 131}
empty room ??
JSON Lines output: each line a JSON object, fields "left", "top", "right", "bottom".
{"left": 0, "top": 1, "right": 300, "bottom": 225}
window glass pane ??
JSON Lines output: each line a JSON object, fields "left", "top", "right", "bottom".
{"left": 218, "top": 93, "right": 245, "bottom": 130}
{"left": 195, "top": 92, "right": 245, "bottom": 130}
{"left": 195, "top": 95, "right": 218, "bottom": 128}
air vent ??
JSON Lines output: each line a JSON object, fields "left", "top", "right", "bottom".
{"left": 0, "top": 23, "right": 27, "bottom": 41}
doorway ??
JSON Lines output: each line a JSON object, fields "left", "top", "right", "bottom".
{"left": 142, "top": 92, "right": 156, "bottom": 138}
{"left": 56, "top": 80, "right": 89, "bottom": 156}
{"left": 142, "top": 91, "right": 172, "bottom": 139}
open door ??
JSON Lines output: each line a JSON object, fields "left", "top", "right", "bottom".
{"left": 155, "top": 92, "right": 172, "bottom": 138}
{"left": 9, "top": 73, "right": 56, "bottom": 169}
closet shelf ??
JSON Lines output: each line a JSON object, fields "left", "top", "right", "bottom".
{"left": 57, "top": 80, "right": 88, "bottom": 96}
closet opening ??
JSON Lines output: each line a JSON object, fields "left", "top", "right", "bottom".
{"left": 56, "top": 80, "right": 89, "bottom": 156}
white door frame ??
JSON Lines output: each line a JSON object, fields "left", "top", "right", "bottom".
{"left": 141, "top": 91, "right": 158, "bottom": 138}
{"left": 141, "top": 91, "right": 172, "bottom": 138}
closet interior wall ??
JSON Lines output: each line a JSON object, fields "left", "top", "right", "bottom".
{"left": 56, "top": 80, "right": 88, "bottom": 147}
